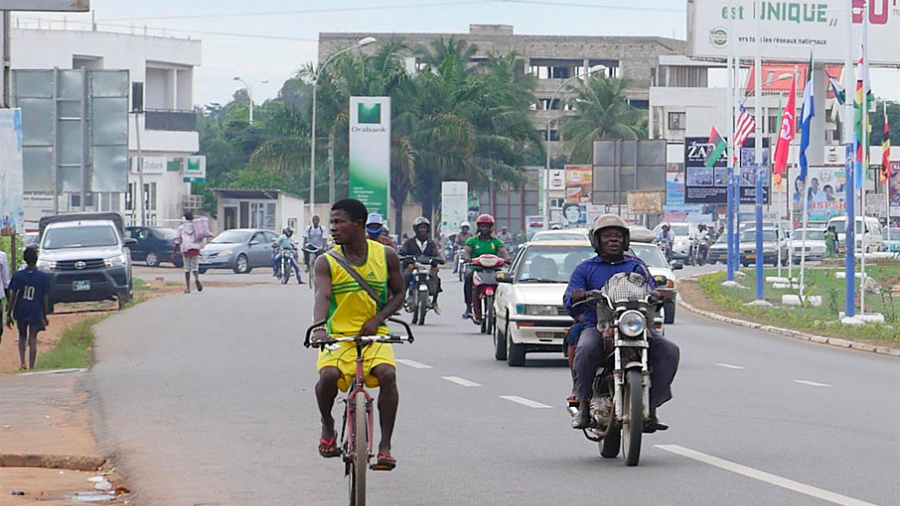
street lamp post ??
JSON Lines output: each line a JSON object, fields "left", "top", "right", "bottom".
{"left": 233, "top": 77, "right": 268, "bottom": 124}
{"left": 543, "top": 66, "right": 606, "bottom": 225}
{"left": 309, "top": 36, "right": 377, "bottom": 222}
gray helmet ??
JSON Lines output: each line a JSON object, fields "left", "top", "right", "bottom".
{"left": 589, "top": 214, "right": 630, "bottom": 252}
{"left": 413, "top": 216, "right": 431, "bottom": 234}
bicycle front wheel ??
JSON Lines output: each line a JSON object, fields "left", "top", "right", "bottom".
{"left": 351, "top": 391, "right": 368, "bottom": 506}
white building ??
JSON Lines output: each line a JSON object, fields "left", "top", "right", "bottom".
{"left": 11, "top": 27, "right": 201, "bottom": 228}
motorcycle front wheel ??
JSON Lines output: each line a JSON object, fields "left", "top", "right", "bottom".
{"left": 281, "top": 259, "right": 290, "bottom": 284}
{"left": 485, "top": 296, "right": 495, "bottom": 335}
{"left": 622, "top": 369, "right": 643, "bottom": 466}
{"left": 415, "top": 289, "right": 428, "bottom": 325}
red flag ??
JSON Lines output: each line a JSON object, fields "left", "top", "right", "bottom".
{"left": 772, "top": 76, "right": 796, "bottom": 191}
{"left": 883, "top": 114, "right": 891, "bottom": 184}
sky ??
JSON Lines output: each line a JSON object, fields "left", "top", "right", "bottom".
{"left": 12, "top": 0, "right": 900, "bottom": 108}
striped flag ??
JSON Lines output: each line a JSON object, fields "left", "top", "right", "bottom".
{"left": 884, "top": 113, "right": 891, "bottom": 184}
{"left": 854, "top": 18, "right": 871, "bottom": 188}
{"left": 826, "top": 71, "right": 845, "bottom": 105}
{"left": 705, "top": 127, "right": 727, "bottom": 168}
{"left": 734, "top": 104, "right": 756, "bottom": 150}
{"left": 799, "top": 55, "right": 815, "bottom": 182}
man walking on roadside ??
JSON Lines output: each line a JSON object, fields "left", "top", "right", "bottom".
{"left": 5, "top": 246, "right": 51, "bottom": 370}
{"left": 0, "top": 246, "right": 9, "bottom": 343}
{"left": 174, "top": 212, "right": 206, "bottom": 294}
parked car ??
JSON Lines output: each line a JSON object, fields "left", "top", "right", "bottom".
{"left": 529, "top": 228, "right": 589, "bottom": 242}
{"left": 882, "top": 228, "right": 900, "bottom": 253}
{"left": 36, "top": 212, "right": 137, "bottom": 313}
{"left": 628, "top": 238, "right": 681, "bottom": 324}
{"left": 125, "top": 226, "right": 183, "bottom": 267}
{"left": 789, "top": 228, "right": 827, "bottom": 263}
{"left": 493, "top": 240, "right": 594, "bottom": 366}
{"left": 707, "top": 234, "right": 729, "bottom": 264}
{"left": 739, "top": 228, "right": 789, "bottom": 267}
{"left": 198, "top": 228, "right": 278, "bottom": 274}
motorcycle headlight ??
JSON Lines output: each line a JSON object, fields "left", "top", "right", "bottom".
{"left": 104, "top": 253, "right": 128, "bottom": 267}
{"left": 618, "top": 310, "right": 646, "bottom": 337}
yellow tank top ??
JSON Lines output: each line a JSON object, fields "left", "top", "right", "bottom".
{"left": 325, "top": 239, "right": 390, "bottom": 337}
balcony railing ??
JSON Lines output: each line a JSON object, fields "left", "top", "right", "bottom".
{"left": 145, "top": 109, "right": 197, "bottom": 132}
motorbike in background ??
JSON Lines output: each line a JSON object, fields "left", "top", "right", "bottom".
{"left": 568, "top": 272, "right": 664, "bottom": 467}
{"left": 274, "top": 246, "right": 298, "bottom": 284}
{"left": 402, "top": 255, "right": 440, "bottom": 326}
{"left": 690, "top": 237, "right": 709, "bottom": 266}
{"left": 470, "top": 254, "right": 505, "bottom": 334}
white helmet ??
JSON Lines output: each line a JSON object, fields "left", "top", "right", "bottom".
{"left": 589, "top": 214, "right": 630, "bottom": 252}
{"left": 460, "top": 221, "right": 471, "bottom": 229}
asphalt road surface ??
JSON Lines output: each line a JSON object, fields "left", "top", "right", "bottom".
{"left": 89, "top": 267, "right": 898, "bottom": 506}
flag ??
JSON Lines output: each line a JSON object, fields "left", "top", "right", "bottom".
{"left": 772, "top": 75, "right": 797, "bottom": 191}
{"left": 799, "top": 56, "right": 815, "bottom": 182}
{"left": 705, "top": 127, "right": 726, "bottom": 168}
{"left": 854, "top": 18, "right": 871, "bottom": 188}
{"left": 826, "top": 71, "right": 845, "bottom": 105}
{"left": 884, "top": 112, "right": 891, "bottom": 184}
{"left": 734, "top": 104, "right": 756, "bottom": 150}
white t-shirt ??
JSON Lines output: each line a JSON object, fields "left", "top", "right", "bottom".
{"left": 304, "top": 225, "right": 326, "bottom": 248}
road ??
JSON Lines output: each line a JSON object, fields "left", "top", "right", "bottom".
{"left": 89, "top": 265, "right": 898, "bottom": 506}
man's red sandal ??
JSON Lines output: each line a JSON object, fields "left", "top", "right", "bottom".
{"left": 371, "top": 453, "right": 396, "bottom": 471}
{"left": 318, "top": 435, "right": 340, "bottom": 458}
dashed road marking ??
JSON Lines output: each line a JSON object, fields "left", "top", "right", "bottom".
{"left": 794, "top": 379, "right": 831, "bottom": 387}
{"left": 396, "top": 359, "right": 432, "bottom": 369}
{"left": 442, "top": 376, "right": 481, "bottom": 387}
{"left": 715, "top": 363, "right": 746, "bottom": 370}
{"left": 656, "top": 445, "right": 876, "bottom": 506}
{"left": 499, "top": 396, "right": 552, "bottom": 409}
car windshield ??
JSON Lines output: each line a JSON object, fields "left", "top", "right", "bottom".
{"left": 884, "top": 229, "right": 900, "bottom": 241}
{"left": 714, "top": 235, "right": 728, "bottom": 244}
{"left": 740, "top": 230, "right": 777, "bottom": 242}
{"left": 42, "top": 225, "right": 118, "bottom": 250}
{"left": 210, "top": 230, "right": 251, "bottom": 244}
{"left": 516, "top": 245, "right": 594, "bottom": 282}
{"left": 670, "top": 224, "right": 690, "bottom": 236}
{"left": 829, "top": 220, "right": 863, "bottom": 234}
{"left": 532, "top": 231, "right": 587, "bottom": 242}
{"left": 156, "top": 228, "right": 177, "bottom": 240}
{"left": 629, "top": 244, "right": 669, "bottom": 268}
{"left": 793, "top": 230, "right": 825, "bottom": 241}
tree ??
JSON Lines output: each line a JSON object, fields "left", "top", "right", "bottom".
{"left": 558, "top": 75, "right": 643, "bottom": 163}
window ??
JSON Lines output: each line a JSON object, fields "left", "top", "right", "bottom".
{"left": 143, "top": 182, "right": 157, "bottom": 211}
{"left": 541, "top": 129, "right": 560, "bottom": 141}
{"left": 668, "top": 112, "right": 685, "bottom": 130}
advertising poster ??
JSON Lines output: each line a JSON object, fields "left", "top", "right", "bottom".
{"left": 565, "top": 165, "right": 592, "bottom": 204}
{"left": 561, "top": 203, "right": 586, "bottom": 226}
{"left": 684, "top": 136, "right": 769, "bottom": 204}
{"left": 0, "top": 109, "right": 24, "bottom": 236}
{"left": 887, "top": 161, "right": 900, "bottom": 218}
{"left": 441, "top": 181, "right": 469, "bottom": 236}
{"left": 666, "top": 170, "right": 685, "bottom": 205}
{"left": 788, "top": 165, "right": 847, "bottom": 223}
{"left": 349, "top": 97, "right": 391, "bottom": 217}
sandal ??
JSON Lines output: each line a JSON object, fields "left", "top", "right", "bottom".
{"left": 371, "top": 452, "right": 396, "bottom": 471}
{"left": 318, "top": 435, "right": 340, "bottom": 458}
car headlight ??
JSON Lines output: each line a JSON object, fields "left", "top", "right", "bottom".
{"left": 217, "top": 249, "right": 234, "bottom": 257}
{"left": 516, "top": 304, "right": 560, "bottom": 316}
{"left": 36, "top": 259, "right": 56, "bottom": 271}
{"left": 105, "top": 253, "right": 128, "bottom": 267}
{"left": 618, "top": 310, "right": 646, "bottom": 337}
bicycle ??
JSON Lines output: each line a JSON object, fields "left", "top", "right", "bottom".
{"left": 304, "top": 244, "right": 325, "bottom": 291}
{"left": 304, "top": 318, "right": 414, "bottom": 506}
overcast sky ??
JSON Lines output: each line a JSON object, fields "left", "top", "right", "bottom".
{"left": 13, "top": 0, "right": 899, "bottom": 107}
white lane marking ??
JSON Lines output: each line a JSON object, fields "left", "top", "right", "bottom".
{"left": 396, "top": 359, "right": 432, "bottom": 369}
{"left": 715, "top": 363, "right": 746, "bottom": 370}
{"left": 499, "top": 396, "right": 552, "bottom": 409}
{"left": 442, "top": 376, "right": 482, "bottom": 387}
{"left": 656, "top": 445, "right": 876, "bottom": 506}
{"left": 794, "top": 379, "right": 831, "bottom": 387}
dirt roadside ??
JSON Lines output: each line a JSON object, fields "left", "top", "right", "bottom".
{"left": 0, "top": 277, "right": 184, "bottom": 505}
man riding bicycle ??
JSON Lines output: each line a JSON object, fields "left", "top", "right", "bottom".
{"left": 302, "top": 215, "right": 327, "bottom": 271}
{"left": 311, "top": 199, "right": 406, "bottom": 471}
{"left": 462, "top": 214, "right": 511, "bottom": 322}
{"left": 272, "top": 227, "right": 303, "bottom": 283}
{"left": 398, "top": 217, "right": 444, "bottom": 315}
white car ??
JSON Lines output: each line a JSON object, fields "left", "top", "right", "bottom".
{"left": 493, "top": 240, "right": 594, "bottom": 366}
{"left": 529, "top": 228, "right": 589, "bottom": 242}
{"left": 628, "top": 241, "right": 680, "bottom": 324}
{"left": 788, "top": 228, "right": 827, "bottom": 264}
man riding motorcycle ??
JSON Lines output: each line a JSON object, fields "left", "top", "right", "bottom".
{"left": 462, "top": 214, "right": 511, "bottom": 322}
{"left": 564, "top": 214, "right": 680, "bottom": 432}
{"left": 690, "top": 224, "right": 710, "bottom": 265}
{"left": 452, "top": 221, "right": 474, "bottom": 274}
{"left": 398, "top": 217, "right": 444, "bottom": 315}
{"left": 272, "top": 227, "right": 303, "bottom": 283}
{"left": 655, "top": 223, "right": 675, "bottom": 262}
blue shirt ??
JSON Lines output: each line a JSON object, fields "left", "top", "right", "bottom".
{"left": 9, "top": 268, "right": 51, "bottom": 323}
{"left": 563, "top": 254, "right": 655, "bottom": 328}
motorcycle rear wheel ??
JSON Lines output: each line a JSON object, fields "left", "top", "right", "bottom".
{"left": 622, "top": 369, "right": 643, "bottom": 466}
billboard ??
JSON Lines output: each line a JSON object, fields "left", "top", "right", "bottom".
{"left": 565, "top": 165, "right": 593, "bottom": 203}
{"left": 888, "top": 161, "right": 900, "bottom": 218}
{"left": 441, "top": 181, "right": 468, "bottom": 235}
{"left": 688, "top": 0, "right": 900, "bottom": 65}
{"left": 592, "top": 140, "right": 667, "bottom": 206}
{"left": 0, "top": 109, "right": 24, "bottom": 236}
{"left": 788, "top": 165, "right": 848, "bottom": 222}
{"left": 349, "top": 97, "right": 391, "bottom": 217}
{"left": 684, "top": 136, "right": 770, "bottom": 204}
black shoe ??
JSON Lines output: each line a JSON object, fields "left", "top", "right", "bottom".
{"left": 571, "top": 405, "right": 590, "bottom": 429}
{"left": 643, "top": 413, "right": 668, "bottom": 434}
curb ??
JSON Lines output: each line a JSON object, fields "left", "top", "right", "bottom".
{"left": 0, "top": 453, "right": 106, "bottom": 471}
{"left": 677, "top": 291, "right": 900, "bottom": 358}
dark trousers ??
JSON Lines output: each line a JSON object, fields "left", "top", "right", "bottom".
{"left": 573, "top": 325, "right": 679, "bottom": 411}
{"left": 463, "top": 269, "right": 475, "bottom": 305}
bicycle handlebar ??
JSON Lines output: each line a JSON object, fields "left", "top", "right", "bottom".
{"left": 303, "top": 317, "right": 415, "bottom": 348}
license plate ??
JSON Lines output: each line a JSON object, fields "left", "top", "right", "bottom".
{"left": 73, "top": 280, "right": 90, "bottom": 292}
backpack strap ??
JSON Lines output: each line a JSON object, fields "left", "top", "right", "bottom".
{"left": 325, "top": 250, "right": 384, "bottom": 311}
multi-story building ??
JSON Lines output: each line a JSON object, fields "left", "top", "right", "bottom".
{"left": 11, "top": 26, "right": 201, "bottom": 228}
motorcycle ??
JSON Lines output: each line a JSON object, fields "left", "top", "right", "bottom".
{"left": 654, "top": 239, "right": 672, "bottom": 264}
{"left": 568, "top": 272, "right": 664, "bottom": 467}
{"left": 402, "top": 255, "right": 440, "bottom": 326}
{"left": 455, "top": 247, "right": 467, "bottom": 282}
{"left": 470, "top": 254, "right": 505, "bottom": 335}
{"left": 274, "top": 246, "right": 297, "bottom": 284}
{"left": 690, "top": 237, "right": 709, "bottom": 266}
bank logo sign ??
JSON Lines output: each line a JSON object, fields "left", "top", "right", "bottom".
{"left": 358, "top": 103, "right": 381, "bottom": 124}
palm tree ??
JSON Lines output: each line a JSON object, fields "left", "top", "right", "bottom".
{"left": 559, "top": 75, "right": 643, "bottom": 163}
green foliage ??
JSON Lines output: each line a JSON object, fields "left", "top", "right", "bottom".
{"left": 1, "top": 235, "right": 26, "bottom": 270}
{"left": 559, "top": 75, "right": 643, "bottom": 163}
{"left": 33, "top": 316, "right": 101, "bottom": 370}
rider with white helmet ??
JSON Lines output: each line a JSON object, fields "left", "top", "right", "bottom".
{"left": 398, "top": 217, "right": 445, "bottom": 314}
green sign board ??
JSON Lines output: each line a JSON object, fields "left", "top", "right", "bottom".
{"left": 349, "top": 97, "right": 391, "bottom": 216}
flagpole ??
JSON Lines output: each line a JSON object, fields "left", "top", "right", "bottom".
{"left": 843, "top": 0, "right": 857, "bottom": 319}
{"left": 726, "top": 0, "right": 736, "bottom": 284}
{"left": 754, "top": 0, "right": 765, "bottom": 304}
{"left": 885, "top": 102, "right": 890, "bottom": 226}
{"left": 860, "top": 47, "right": 868, "bottom": 318}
